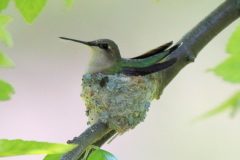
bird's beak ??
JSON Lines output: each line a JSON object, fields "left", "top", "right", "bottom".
{"left": 59, "top": 37, "right": 96, "bottom": 46}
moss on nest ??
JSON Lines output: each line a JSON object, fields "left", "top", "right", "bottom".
{"left": 81, "top": 73, "right": 161, "bottom": 133}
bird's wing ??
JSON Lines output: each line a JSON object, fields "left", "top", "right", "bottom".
{"left": 131, "top": 41, "right": 173, "bottom": 59}
{"left": 122, "top": 58, "right": 177, "bottom": 76}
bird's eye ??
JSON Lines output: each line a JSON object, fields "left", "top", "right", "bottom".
{"left": 100, "top": 43, "right": 109, "bottom": 50}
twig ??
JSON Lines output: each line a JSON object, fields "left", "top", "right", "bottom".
{"left": 61, "top": 122, "right": 112, "bottom": 160}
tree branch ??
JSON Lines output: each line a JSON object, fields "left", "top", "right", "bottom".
{"left": 62, "top": 0, "right": 240, "bottom": 159}
{"left": 162, "top": 0, "right": 240, "bottom": 87}
{"left": 61, "top": 122, "right": 112, "bottom": 160}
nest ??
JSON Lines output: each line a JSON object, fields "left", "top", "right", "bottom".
{"left": 81, "top": 73, "right": 162, "bottom": 133}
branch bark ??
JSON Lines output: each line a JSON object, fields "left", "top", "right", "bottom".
{"left": 62, "top": 0, "right": 240, "bottom": 159}
{"left": 61, "top": 122, "right": 113, "bottom": 160}
{"left": 162, "top": 0, "right": 240, "bottom": 88}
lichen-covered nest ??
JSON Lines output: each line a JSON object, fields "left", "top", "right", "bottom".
{"left": 81, "top": 73, "right": 162, "bottom": 133}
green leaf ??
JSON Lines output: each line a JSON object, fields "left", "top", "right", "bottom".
{"left": 0, "top": 80, "right": 14, "bottom": 101}
{"left": 0, "top": 51, "right": 15, "bottom": 68}
{"left": 0, "top": 14, "right": 12, "bottom": 46}
{"left": 14, "top": 0, "right": 47, "bottom": 23}
{"left": 0, "top": 28, "right": 12, "bottom": 46}
{"left": 65, "top": 0, "right": 74, "bottom": 7}
{"left": 0, "top": 14, "right": 12, "bottom": 26}
{"left": 87, "top": 148, "right": 117, "bottom": 160}
{"left": 211, "top": 55, "right": 240, "bottom": 83}
{"left": 43, "top": 154, "right": 62, "bottom": 160}
{"left": 0, "top": 0, "right": 10, "bottom": 12}
{"left": 195, "top": 91, "right": 240, "bottom": 120}
{"left": 0, "top": 139, "right": 76, "bottom": 157}
{"left": 226, "top": 25, "right": 240, "bottom": 55}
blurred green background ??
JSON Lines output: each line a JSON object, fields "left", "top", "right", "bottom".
{"left": 1, "top": 0, "right": 240, "bottom": 159}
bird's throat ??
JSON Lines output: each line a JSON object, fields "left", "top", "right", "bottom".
{"left": 87, "top": 52, "right": 115, "bottom": 74}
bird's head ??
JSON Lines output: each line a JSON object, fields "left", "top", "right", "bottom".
{"left": 60, "top": 37, "right": 122, "bottom": 74}
{"left": 60, "top": 37, "right": 121, "bottom": 60}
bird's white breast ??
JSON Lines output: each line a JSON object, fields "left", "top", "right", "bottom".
{"left": 87, "top": 48, "right": 114, "bottom": 73}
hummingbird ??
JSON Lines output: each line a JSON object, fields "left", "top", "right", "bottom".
{"left": 59, "top": 37, "right": 181, "bottom": 76}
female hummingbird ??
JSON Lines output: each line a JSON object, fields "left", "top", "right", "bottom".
{"left": 59, "top": 37, "right": 180, "bottom": 76}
